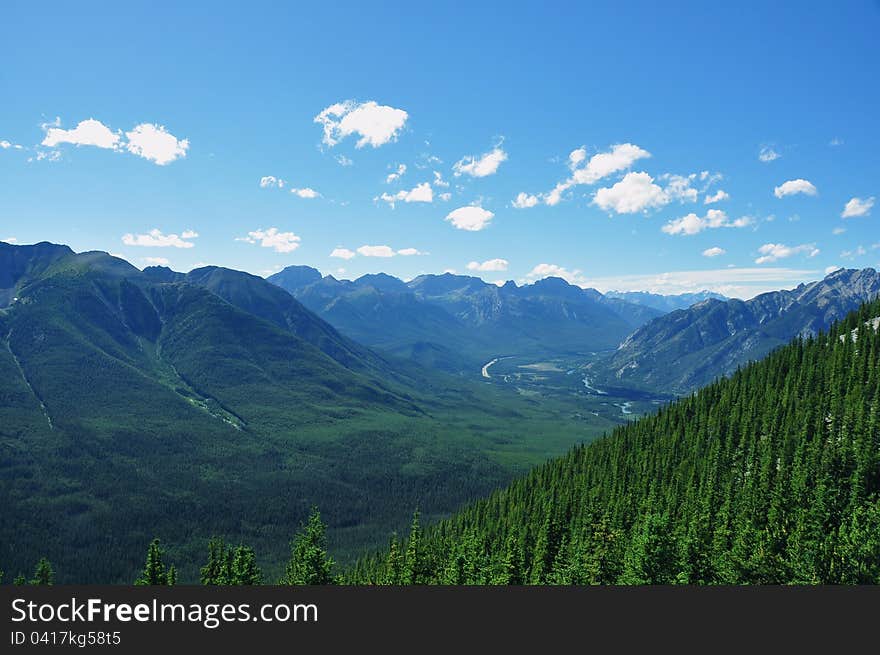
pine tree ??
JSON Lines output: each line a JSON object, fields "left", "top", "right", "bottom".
{"left": 280, "top": 508, "right": 334, "bottom": 585}
{"left": 30, "top": 558, "right": 54, "bottom": 586}
{"left": 135, "top": 539, "right": 173, "bottom": 585}
{"left": 230, "top": 546, "right": 263, "bottom": 585}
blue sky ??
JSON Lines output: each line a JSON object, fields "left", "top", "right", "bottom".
{"left": 1, "top": 0, "right": 878, "bottom": 297}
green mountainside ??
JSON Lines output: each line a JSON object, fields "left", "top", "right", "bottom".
{"left": 348, "top": 299, "right": 880, "bottom": 584}
{"left": 0, "top": 244, "right": 613, "bottom": 582}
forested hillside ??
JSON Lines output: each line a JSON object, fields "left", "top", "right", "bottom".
{"left": 0, "top": 244, "right": 615, "bottom": 583}
{"left": 348, "top": 299, "right": 880, "bottom": 584}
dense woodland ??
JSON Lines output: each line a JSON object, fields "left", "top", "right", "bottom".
{"left": 8, "top": 299, "right": 879, "bottom": 585}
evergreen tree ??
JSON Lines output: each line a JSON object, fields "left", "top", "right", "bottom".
{"left": 230, "top": 546, "right": 263, "bottom": 585}
{"left": 280, "top": 508, "right": 334, "bottom": 585}
{"left": 30, "top": 558, "right": 54, "bottom": 586}
{"left": 135, "top": 539, "right": 173, "bottom": 586}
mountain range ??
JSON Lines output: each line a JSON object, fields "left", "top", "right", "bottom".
{"left": 598, "top": 267, "right": 880, "bottom": 393}
{"left": 268, "top": 266, "right": 664, "bottom": 371}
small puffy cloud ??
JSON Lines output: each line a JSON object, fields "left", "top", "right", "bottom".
{"left": 841, "top": 245, "right": 867, "bottom": 260}
{"left": 662, "top": 209, "right": 752, "bottom": 236}
{"left": 832, "top": 227, "right": 846, "bottom": 235}
{"left": 432, "top": 171, "right": 449, "bottom": 188}
{"left": 593, "top": 171, "right": 667, "bottom": 214}
{"left": 330, "top": 247, "right": 356, "bottom": 260}
{"left": 825, "top": 265, "right": 843, "bottom": 275}
{"left": 568, "top": 147, "right": 587, "bottom": 169}
{"left": 526, "top": 263, "right": 587, "bottom": 287}
{"left": 291, "top": 187, "right": 320, "bottom": 198}
{"left": 377, "top": 181, "right": 434, "bottom": 207}
{"left": 829, "top": 138, "right": 843, "bottom": 147}
{"left": 125, "top": 123, "right": 189, "bottom": 165}
{"left": 386, "top": 164, "right": 406, "bottom": 184}
{"left": 357, "top": 245, "right": 396, "bottom": 257}
{"left": 505, "top": 144, "right": 651, "bottom": 208}
{"left": 438, "top": 192, "right": 452, "bottom": 201}
{"left": 396, "top": 247, "right": 426, "bottom": 256}
{"left": 759, "top": 146, "right": 781, "bottom": 162}
{"left": 1, "top": 237, "right": 18, "bottom": 244}
{"left": 236, "top": 227, "right": 301, "bottom": 253}
{"left": 142, "top": 256, "right": 171, "bottom": 267}
{"left": 314, "top": 100, "right": 408, "bottom": 148}
{"left": 512, "top": 192, "right": 539, "bottom": 209}
{"left": 445, "top": 206, "right": 494, "bottom": 231}
{"left": 841, "top": 196, "right": 874, "bottom": 218}
{"left": 260, "top": 176, "right": 283, "bottom": 188}
{"left": 774, "top": 179, "right": 818, "bottom": 198}
{"left": 661, "top": 173, "right": 699, "bottom": 203}
{"left": 453, "top": 145, "right": 508, "bottom": 178}
{"left": 702, "top": 247, "right": 726, "bottom": 258}
{"left": 755, "top": 242, "right": 819, "bottom": 264}
{"left": 1, "top": 140, "right": 24, "bottom": 150}
{"left": 572, "top": 143, "right": 651, "bottom": 185}
{"left": 704, "top": 189, "right": 730, "bottom": 204}
{"left": 335, "top": 154, "right": 353, "bottom": 167}
{"left": 42, "top": 118, "right": 121, "bottom": 149}
{"left": 467, "top": 258, "right": 509, "bottom": 272}
{"left": 122, "top": 228, "right": 198, "bottom": 248}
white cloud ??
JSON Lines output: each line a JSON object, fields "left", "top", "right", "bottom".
{"left": 445, "top": 206, "right": 494, "bottom": 231}
{"left": 525, "top": 263, "right": 588, "bottom": 286}
{"left": 377, "top": 182, "right": 433, "bottom": 207}
{"left": 142, "top": 256, "right": 171, "bottom": 267}
{"left": 571, "top": 143, "right": 651, "bottom": 185}
{"left": 1, "top": 140, "right": 23, "bottom": 150}
{"left": 125, "top": 123, "right": 189, "bottom": 165}
{"left": 704, "top": 189, "right": 730, "bottom": 204}
{"left": 593, "top": 171, "right": 668, "bottom": 214}
{"left": 519, "top": 143, "right": 652, "bottom": 208}
{"left": 774, "top": 179, "right": 818, "bottom": 198}
{"left": 661, "top": 209, "right": 752, "bottom": 236}
{"left": 512, "top": 192, "right": 539, "bottom": 209}
{"left": 335, "top": 154, "right": 353, "bottom": 167}
{"left": 702, "top": 247, "right": 726, "bottom": 258}
{"left": 755, "top": 243, "right": 820, "bottom": 264}
{"left": 568, "top": 147, "right": 587, "bottom": 169}
{"left": 236, "top": 227, "right": 301, "bottom": 253}
{"left": 396, "top": 248, "right": 426, "bottom": 256}
{"left": 291, "top": 187, "right": 320, "bottom": 199}
{"left": 330, "top": 247, "right": 356, "bottom": 260}
{"left": 122, "top": 228, "right": 198, "bottom": 248}
{"left": 453, "top": 145, "right": 508, "bottom": 178}
{"left": 33, "top": 150, "right": 62, "bottom": 162}
{"left": 832, "top": 227, "right": 846, "bottom": 235}
{"left": 825, "top": 265, "right": 843, "bottom": 275}
{"left": 1, "top": 237, "right": 18, "bottom": 244}
{"left": 829, "top": 138, "right": 843, "bottom": 147}
{"left": 581, "top": 267, "right": 819, "bottom": 299}
{"left": 439, "top": 192, "right": 452, "bottom": 201}
{"left": 759, "top": 146, "right": 781, "bottom": 162}
{"left": 357, "top": 245, "right": 396, "bottom": 258}
{"left": 841, "top": 196, "right": 874, "bottom": 218}
{"left": 42, "top": 118, "right": 121, "bottom": 149}
{"left": 260, "top": 176, "right": 284, "bottom": 188}
{"left": 386, "top": 164, "right": 407, "bottom": 184}
{"left": 432, "top": 171, "right": 449, "bottom": 188}
{"left": 467, "top": 258, "right": 509, "bottom": 272}
{"left": 841, "top": 245, "right": 867, "bottom": 260}
{"left": 314, "top": 100, "right": 408, "bottom": 148}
